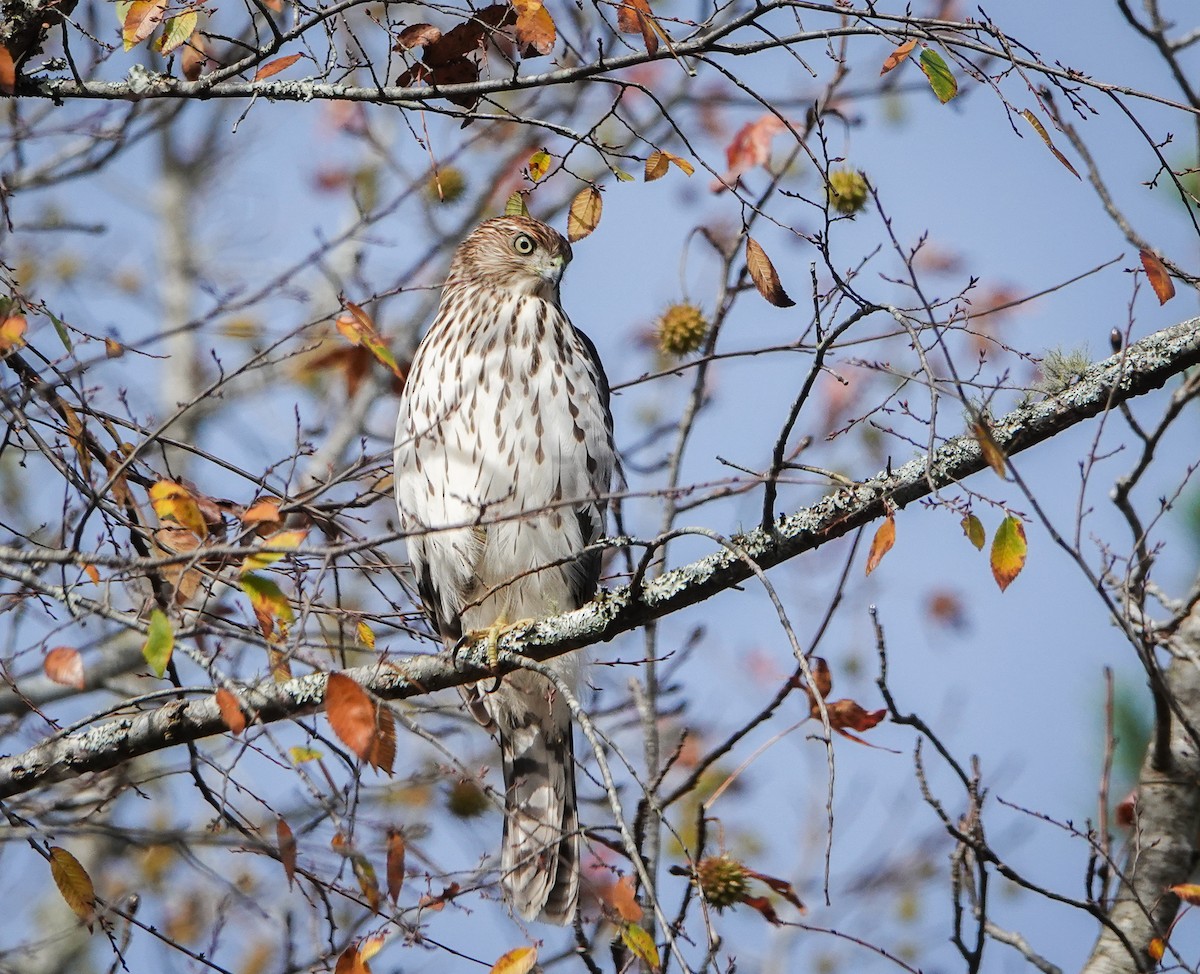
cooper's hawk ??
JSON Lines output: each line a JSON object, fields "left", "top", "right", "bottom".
{"left": 393, "top": 215, "right": 616, "bottom": 923}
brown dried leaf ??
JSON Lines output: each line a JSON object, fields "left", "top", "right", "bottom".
{"left": 49, "top": 847, "right": 96, "bottom": 930}
{"left": 277, "top": 816, "right": 297, "bottom": 887}
{"left": 334, "top": 944, "right": 370, "bottom": 974}
{"left": 617, "top": 0, "right": 658, "bottom": 54}
{"left": 215, "top": 688, "right": 246, "bottom": 735}
{"left": 181, "top": 32, "right": 208, "bottom": 80}
{"left": 971, "top": 420, "right": 1007, "bottom": 478}
{"left": 254, "top": 52, "right": 303, "bottom": 81}
{"left": 395, "top": 23, "right": 442, "bottom": 50}
{"left": 864, "top": 515, "right": 895, "bottom": 576}
{"left": 880, "top": 38, "right": 916, "bottom": 75}
{"left": 44, "top": 647, "right": 85, "bottom": 689}
{"left": 741, "top": 894, "right": 781, "bottom": 925}
{"left": 386, "top": 828, "right": 406, "bottom": 903}
{"left": 1019, "top": 108, "right": 1081, "bottom": 180}
{"left": 809, "top": 656, "right": 832, "bottom": 699}
{"left": 1140, "top": 249, "right": 1176, "bottom": 305}
{"left": 369, "top": 703, "right": 396, "bottom": 775}
{"left": 744, "top": 869, "right": 806, "bottom": 913}
{"left": 567, "top": 186, "right": 602, "bottom": 242}
{"left": 644, "top": 151, "right": 669, "bottom": 182}
{"left": 745, "top": 236, "right": 796, "bottom": 308}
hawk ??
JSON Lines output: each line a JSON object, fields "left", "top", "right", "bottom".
{"left": 393, "top": 215, "right": 616, "bottom": 923}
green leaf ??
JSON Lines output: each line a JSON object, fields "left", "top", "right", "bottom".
{"left": 157, "top": 10, "right": 198, "bottom": 56}
{"left": 47, "top": 310, "right": 72, "bottom": 352}
{"left": 143, "top": 609, "right": 174, "bottom": 677}
{"left": 918, "top": 47, "right": 958, "bottom": 103}
{"left": 504, "top": 192, "right": 529, "bottom": 217}
{"left": 961, "top": 514, "right": 986, "bottom": 551}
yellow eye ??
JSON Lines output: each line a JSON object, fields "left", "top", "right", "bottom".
{"left": 512, "top": 233, "right": 536, "bottom": 255}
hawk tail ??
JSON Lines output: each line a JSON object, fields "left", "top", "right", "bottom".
{"left": 498, "top": 707, "right": 579, "bottom": 925}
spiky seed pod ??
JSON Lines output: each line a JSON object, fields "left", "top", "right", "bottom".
{"left": 445, "top": 779, "right": 489, "bottom": 818}
{"left": 656, "top": 303, "right": 709, "bottom": 357}
{"left": 427, "top": 167, "right": 467, "bottom": 204}
{"left": 695, "top": 854, "right": 750, "bottom": 910}
{"left": 827, "top": 168, "right": 869, "bottom": 215}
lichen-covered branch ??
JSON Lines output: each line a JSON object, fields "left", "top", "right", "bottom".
{"left": 1, "top": 317, "right": 1198, "bottom": 802}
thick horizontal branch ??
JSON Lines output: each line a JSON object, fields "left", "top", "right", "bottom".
{"left": 1, "top": 318, "right": 1198, "bottom": 801}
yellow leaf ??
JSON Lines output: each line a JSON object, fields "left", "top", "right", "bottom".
{"left": 489, "top": 946, "right": 538, "bottom": 974}
{"left": 334, "top": 304, "right": 404, "bottom": 378}
{"left": 960, "top": 514, "right": 986, "bottom": 551}
{"left": 621, "top": 923, "right": 661, "bottom": 973}
{"left": 157, "top": 10, "right": 197, "bottom": 56}
{"left": 527, "top": 149, "right": 551, "bottom": 183}
{"left": 662, "top": 151, "right": 694, "bottom": 176}
{"left": 567, "top": 186, "right": 602, "bottom": 242}
{"left": 990, "top": 516, "right": 1027, "bottom": 592}
{"left": 864, "top": 515, "right": 895, "bottom": 576}
{"left": 0, "top": 314, "right": 27, "bottom": 350}
{"left": 143, "top": 609, "right": 174, "bottom": 678}
{"left": 149, "top": 480, "right": 207, "bottom": 537}
{"left": 49, "top": 847, "right": 96, "bottom": 930}
{"left": 241, "top": 528, "right": 308, "bottom": 574}
{"left": 357, "top": 620, "right": 376, "bottom": 649}
{"left": 289, "top": 745, "right": 323, "bottom": 763}
{"left": 745, "top": 236, "right": 796, "bottom": 308}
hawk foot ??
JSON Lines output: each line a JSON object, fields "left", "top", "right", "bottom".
{"left": 464, "top": 617, "right": 535, "bottom": 692}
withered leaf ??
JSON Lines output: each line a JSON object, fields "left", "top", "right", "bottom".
{"left": 277, "top": 816, "right": 297, "bottom": 888}
{"left": 254, "top": 53, "right": 303, "bottom": 81}
{"left": 386, "top": 828, "right": 406, "bottom": 903}
{"left": 567, "top": 186, "right": 602, "bottom": 242}
{"left": 745, "top": 236, "right": 796, "bottom": 308}
{"left": 44, "top": 647, "right": 85, "bottom": 690}
{"left": 395, "top": 23, "right": 442, "bottom": 50}
{"left": 864, "top": 515, "right": 895, "bottom": 576}
{"left": 49, "top": 847, "right": 96, "bottom": 930}
{"left": 1140, "top": 249, "right": 1175, "bottom": 305}
{"left": 215, "top": 687, "right": 246, "bottom": 735}
{"left": 0, "top": 44, "right": 16, "bottom": 94}
{"left": 880, "top": 38, "right": 916, "bottom": 75}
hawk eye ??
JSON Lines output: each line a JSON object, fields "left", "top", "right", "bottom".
{"left": 512, "top": 233, "right": 537, "bottom": 256}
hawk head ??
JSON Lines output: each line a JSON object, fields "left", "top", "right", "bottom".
{"left": 446, "top": 216, "right": 573, "bottom": 299}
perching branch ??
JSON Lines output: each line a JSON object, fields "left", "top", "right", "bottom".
{"left": 2, "top": 317, "right": 1199, "bottom": 801}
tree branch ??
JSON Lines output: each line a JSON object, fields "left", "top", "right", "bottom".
{"left": 2, "top": 317, "right": 1199, "bottom": 801}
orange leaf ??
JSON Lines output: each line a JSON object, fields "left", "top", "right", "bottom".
{"left": 745, "top": 236, "right": 796, "bottom": 308}
{"left": 44, "top": 647, "right": 85, "bottom": 689}
{"left": 386, "top": 828, "right": 406, "bottom": 903}
{"left": 123, "top": 0, "right": 167, "bottom": 50}
{"left": 370, "top": 703, "right": 396, "bottom": 775}
{"left": 49, "top": 847, "right": 96, "bottom": 930}
{"left": 567, "top": 186, "right": 602, "bottom": 242}
{"left": 511, "top": 0, "right": 556, "bottom": 56}
{"left": 971, "top": 420, "right": 1007, "bottom": 478}
{"left": 1149, "top": 937, "right": 1165, "bottom": 963}
{"left": 864, "top": 515, "right": 895, "bottom": 575}
{"left": 990, "top": 515, "right": 1027, "bottom": 592}
{"left": 215, "top": 688, "right": 247, "bottom": 735}
{"left": 181, "top": 32, "right": 208, "bottom": 80}
{"left": 277, "top": 816, "right": 297, "bottom": 888}
{"left": 489, "top": 946, "right": 538, "bottom": 974}
{"left": 612, "top": 873, "right": 643, "bottom": 922}
{"left": 241, "top": 527, "right": 308, "bottom": 573}
{"left": 1140, "top": 250, "right": 1175, "bottom": 305}
{"left": 334, "top": 944, "right": 372, "bottom": 974}
{"left": 880, "top": 38, "right": 916, "bottom": 75}
{"left": 241, "top": 498, "right": 282, "bottom": 531}
{"left": 616, "top": 0, "right": 658, "bottom": 54}
{"left": 83, "top": 563, "right": 101, "bottom": 583}
{"left": 254, "top": 53, "right": 303, "bottom": 81}
{"left": 0, "top": 44, "right": 15, "bottom": 94}
{"left": 1171, "top": 884, "right": 1200, "bottom": 905}
{"left": 808, "top": 656, "right": 832, "bottom": 699}
{"left": 335, "top": 303, "right": 404, "bottom": 377}
{"left": 326, "top": 672, "right": 388, "bottom": 767}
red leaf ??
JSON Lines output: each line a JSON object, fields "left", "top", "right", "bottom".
{"left": 0, "top": 44, "right": 15, "bottom": 94}
{"left": 326, "top": 673, "right": 376, "bottom": 762}
{"left": 741, "top": 894, "right": 781, "bottom": 924}
{"left": 254, "top": 53, "right": 303, "bottom": 81}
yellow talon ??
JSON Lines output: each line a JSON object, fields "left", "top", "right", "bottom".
{"left": 464, "top": 616, "right": 534, "bottom": 691}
